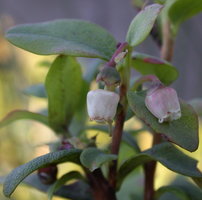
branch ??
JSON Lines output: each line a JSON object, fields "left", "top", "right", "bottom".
{"left": 109, "top": 47, "right": 131, "bottom": 188}
{"left": 144, "top": 20, "right": 175, "bottom": 200}
{"left": 161, "top": 20, "right": 174, "bottom": 62}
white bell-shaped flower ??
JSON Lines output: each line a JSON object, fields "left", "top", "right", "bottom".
{"left": 87, "top": 89, "right": 120, "bottom": 123}
{"left": 145, "top": 86, "right": 181, "bottom": 123}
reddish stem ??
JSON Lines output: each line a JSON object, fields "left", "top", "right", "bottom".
{"left": 132, "top": 75, "right": 162, "bottom": 91}
{"left": 109, "top": 83, "right": 127, "bottom": 188}
{"left": 108, "top": 42, "right": 128, "bottom": 67}
{"left": 87, "top": 169, "right": 116, "bottom": 200}
{"left": 144, "top": 20, "right": 174, "bottom": 200}
{"left": 144, "top": 161, "right": 156, "bottom": 200}
{"left": 144, "top": 134, "right": 162, "bottom": 200}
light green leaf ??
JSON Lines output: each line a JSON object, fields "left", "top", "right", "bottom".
{"left": 169, "top": 0, "right": 202, "bottom": 28}
{"left": 155, "top": 186, "right": 190, "bottom": 200}
{"left": 3, "top": 149, "right": 82, "bottom": 197}
{"left": 23, "top": 84, "right": 47, "bottom": 98}
{"left": 80, "top": 147, "right": 117, "bottom": 171}
{"left": 45, "top": 55, "right": 82, "bottom": 132}
{"left": 68, "top": 80, "right": 89, "bottom": 136}
{"left": 0, "top": 110, "right": 49, "bottom": 128}
{"left": 6, "top": 19, "right": 117, "bottom": 60}
{"left": 189, "top": 98, "right": 202, "bottom": 117}
{"left": 118, "top": 142, "right": 202, "bottom": 188}
{"left": 122, "top": 132, "right": 141, "bottom": 153}
{"left": 126, "top": 4, "right": 163, "bottom": 46}
{"left": 125, "top": 107, "right": 135, "bottom": 121}
{"left": 167, "top": 177, "right": 202, "bottom": 200}
{"left": 127, "top": 91, "right": 199, "bottom": 152}
{"left": 48, "top": 171, "right": 83, "bottom": 200}
{"left": 155, "top": 0, "right": 166, "bottom": 4}
{"left": 1, "top": 174, "right": 92, "bottom": 200}
{"left": 132, "top": 52, "right": 178, "bottom": 85}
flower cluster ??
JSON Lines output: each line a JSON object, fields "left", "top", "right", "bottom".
{"left": 86, "top": 43, "right": 128, "bottom": 124}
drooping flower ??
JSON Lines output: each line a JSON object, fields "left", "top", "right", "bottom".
{"left": 87, "top": 89, "right": 120, "bottom": 123}
{"left": 145, "top": 86, "right": 181, "bottom": 123}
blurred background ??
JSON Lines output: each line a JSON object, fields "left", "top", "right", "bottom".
{"left": 0, "top": 0, "right": 201, "bottom": 200}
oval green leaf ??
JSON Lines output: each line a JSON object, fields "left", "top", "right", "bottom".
{"left": 8, "top": 174, "right": 92, "bottom": 200}
{"left": 118, "top": 142, "right": 202, "bottom": 188}
{"left": 6, "top": 19, "right": 117, "bottom": 60}
{"left": 127, "top": 91, "right": 199, "bottom": 152}
{"left": 80, "top": 147, "right": 117, "bottom": 171}
{"left": 155, "top": 186, "right": 190, "bottom": 200}
{"left": 45, "top": 55, "right": 82, "bottom": 132}
{"left": 48, "top": 171, "right": 83, "bottom": 200}
{"left": 3, "top": 149, "right": 82, "bottom": 197}
{"left": 189, "top": 98, "right": 202, "bottom": 117}
{"left": 0, "top": 110, "right": 49, "bottom": 129}
{"left": 166, "top": 177, "right": 202, "bottom": 200}
{"left": 169, "top": 0, "right": 202, "bottom": 28}
{"left": 132, "top": 52, "right": 178, "bottom": 85}
{"left": 126, "top": 4, "right": 163, "bottom": 46}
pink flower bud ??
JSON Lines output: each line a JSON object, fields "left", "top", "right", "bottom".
{"left": 145, "top": 86, "right": 181, "bottom": 123}
{"left": 87, "top": 89, "right": 120, "bottom": 123}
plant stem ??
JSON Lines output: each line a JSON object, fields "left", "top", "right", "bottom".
{"left": 109, "top": 47, "right": 131, "bottom": 188}
{"left": 161, "top": 20, "right": 174, "bottom": 62}
{"left": 108, "top": 42, "right": 128, "bottom": 67}
{"left": 87, "top": 169, "right": 116, "bottom": 200}
{"left": 143, "top": 20, "right": 175, "bottom": 200}
{"left": 144, "top": 134, "right": 162, "bottom": 200}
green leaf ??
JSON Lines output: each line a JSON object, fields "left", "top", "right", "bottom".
{"left": 132, "top": 52, "right": 178, "bottom": 85}
{"left": 127, "top": 91, "right": 199, "bottom": 152}
{"left": 125, "top": 107, "right": 135, "bottom": 121}
{"left": 169, "top": 0, "right": 202, "bottom": 28}
{"left": 68, "top": 80, "right": 89, "bottom": 136}
{"left": 118, "top": 142, "right": 202, "bottom": 188}
{"left": 52, "top": 181, "right": 92, "bottom": 200}
{"left": 3, "top": 149, "right": 81, "bottom": 197}
{"left": 48, "top": 171, "right": 83, "bottom": 200}
{"left": 155, "top": 0, "right": 166, "bottom": 4}
{"left": 80, "top": 147, "right": 117, "bottom": 171}
{"left": 2, "top": 174, "right": 93, "bottom": 200}
{"left": 0, "top": 110, "right": 49, "bottom": 128}
{"left": 23, "top": 84, "right": 47, "bottom": 98}
{"left": 155, "top": 186, "right": 190, "bottom": 200}
{"left": 45, "top": 55, "right": 82, "bottom": 132}
{"left": 168, "top": 177, "right": 202, "bottom": 200}
{"left": 122, "top": 133, "right": 141, "bottom": 153}
{"left": 6, "top": 19, "right": 116, "bottom": 60}
{"left": 189, "top": 98, "right": 202, "bottom": 117}
{"left": 126, "top": 4, "right": 163, "bottom": 46}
